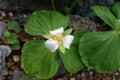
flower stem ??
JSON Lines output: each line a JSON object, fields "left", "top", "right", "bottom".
{"left": 51, "top": 0, "right": 56, "bottom": 10}
{"left": 70, "top": 0, "right": 78, "bottom": 11}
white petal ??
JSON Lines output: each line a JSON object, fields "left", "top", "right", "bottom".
{"left": 45, "top": 39, "right": 58, "bottom": 52}
{"left": 63, "top": 35, "right": 74, "bottom": 49}
{"left": 49, "top": 27, "right": 64, "bottom": 35}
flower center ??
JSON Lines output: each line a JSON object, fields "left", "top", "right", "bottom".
{"left": 52, "top": 35, "right": 64, "bottom": 45}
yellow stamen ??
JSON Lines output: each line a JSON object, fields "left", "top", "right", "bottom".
{"left": 52, "top": 35, "right": 64, "bottom": 45}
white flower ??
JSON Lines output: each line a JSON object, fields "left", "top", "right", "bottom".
{"left": 44, "top": 27, "right": 74, "bottom": 53}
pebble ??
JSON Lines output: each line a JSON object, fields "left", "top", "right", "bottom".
{"left": 1, "top": 12, "right": 6, "bottom": 17}
{"left": 8, "top": 12, "right": 13, "bottom": 16}
{"left": 118, "top": 68, "right": 120, "bottom": 72}
{"left": 81, "top": 72, "right": 85, "bottom": 77}
{"left": 8, "top": 70, "right": 13, "bottom": 75}
{"left": 115, "top": 72, "right": 119, "bottom": 76}
{"left": 6, "top": 62, "right": 12, "bottom": 68}
{"left": 112, "top": 75, "right": 116, "bottom": 80}
{"left": 77, "top": 74, "right": 81, "bottom": 78}
{"left": 23, "top": 14, "right": 27, "bottom": 18}
{"left": 33, "top": 37, "right": 37, "bottom": 40}
{"left": 69, "top": 77, "right": 76, "bottom": 80}
{"left": 12, "top": 69, "right": 24, "bottom": 80}
{"left": 11, "top": 65, "right": 16, "bottom": 70}
{"left": 13, "top": 55, "right": 20, "bottom": 62}
{"left": 89, "top": 71, "right": 94, "bottom": 75}
{"left": 2, "top": 70, "right": 9, "bottom": 75}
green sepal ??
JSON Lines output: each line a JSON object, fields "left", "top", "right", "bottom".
{"left": 63, "top": 28, "right": 73, "bottom": 36}
{"left": 43, "top": 34, "right": 52, "bottom": 39}
{"left": 59, "top": 44, "right": 66, "bottom": 54}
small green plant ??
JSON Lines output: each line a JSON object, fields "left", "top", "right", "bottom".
{"left": 3, "top": 21, "right": 20, "bottom": 50}
{"left": 64, "top": 0, "right": 78, "bottom": 14}
{"left": 21, "top": 10, "right": 87, "bottom": 79}
{"left": 50, "top": 0, "right": 78, "bottom": 14}
{"left": 79, "top": 1, "right": 120, "bottom": 73}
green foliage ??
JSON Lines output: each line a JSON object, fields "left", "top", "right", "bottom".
{"left": 112, "top": 1, "right": 120, "bottom": 19}
{"left": 3, "top": 30, "right": 11, "bottom": 38}
{"left": 79, "top": 31, "right": 120, "bottom": 73}
{"left": 7, "top": 21, "right": 20, "bottom": 33}
{"left": 7, "top": 33, "right": 18, "bottom": 44}
{"left": 11, "top": 40, "right": 20, "bottom": 50}
{"left": 64, "top": 0, "right": 78, "bottom": 14}
{"left": 73, "top": 30, "right": 88, "bottom": 45}
{"left": 3, "top": 21, "right": 20, "bottom": 50}
{"left": 79, "top": 1, "right": 120, "bottom": 73}
{"left": 63, "top": 28, "right": 73, "bottom": 36}
{"left": 91, "top": 6, "right": 117, "bottom": 30}
{"left": 22, "top": 10, "right": 84, "bottom": 79}
{"left": 25, "top": 10, "right": 70, "bottom": 36}
{"left": 22, "top": 40, "right": 58, "bottom": 79}
{"left": 59, "top": 44, "right": 84, "bottom": 73}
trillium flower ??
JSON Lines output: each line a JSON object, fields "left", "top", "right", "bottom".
{"left": 44, "top": 27, "right": 74, "bottom": 53}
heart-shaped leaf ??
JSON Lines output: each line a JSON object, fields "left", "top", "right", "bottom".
{"left": 60, "top": 45, "right": 84, "bottom": 73}
{"left": 91, "top": 6, "right": 117, "bottom": 29}
{"left": 79, "top": 31, "right": 120, "bottom": 73}
{"left": 25, "top": 10, "right": 70, "bottom": 36}
{"left": 21, "top": 40, "right": 59, "bottom": 79}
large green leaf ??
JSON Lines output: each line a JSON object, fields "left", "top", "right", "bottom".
{"left": 91, "top": 6, "right": 117, "bottom": 29}
{"left": 21, "top": 40, "right": 59, "bottom": 79}
{"left": 112, "top": 1, "right": 120, "bottom": 30}
{"left": 112, "top": 1, "right": 120, "bottom": 19}
{"left": 60, "top": 45, "right": 84, "bottom": 73}
{"left": 79, "top": 31, "right": 120, "bottom": 73}
{"left": 25, "top": 10, "right": 70, "bottom": 36}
